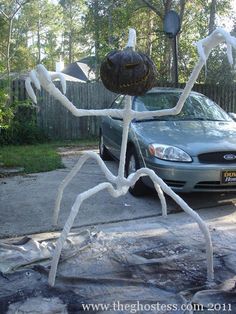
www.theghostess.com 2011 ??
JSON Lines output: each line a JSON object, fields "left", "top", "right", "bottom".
{"left": 81, "top": 301, "right": 233, "bottom": 313}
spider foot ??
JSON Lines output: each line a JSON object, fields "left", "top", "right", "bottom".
{"left": 25, "top": 64, "right": 66, "bottom": 104}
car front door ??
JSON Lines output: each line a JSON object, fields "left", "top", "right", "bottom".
{"left": 106, "top": 95, "right": 126, "bottom": 159}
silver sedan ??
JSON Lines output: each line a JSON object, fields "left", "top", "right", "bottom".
{"left": 99, "top": 88, "right": 236, "bottom": 195}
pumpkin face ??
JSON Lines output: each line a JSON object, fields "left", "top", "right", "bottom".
{"left": 100, "top": 47, "right": 157, "bottom": 96}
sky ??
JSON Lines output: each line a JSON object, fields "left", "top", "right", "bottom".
{"left": 213, "top": 0, "right": 235, "bottom": 31}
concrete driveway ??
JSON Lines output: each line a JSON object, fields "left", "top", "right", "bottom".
{"left": 1, "top": 148, "right": 236, "bottom": 313}
{"left": 0, "top": 149, "right": 236, "bottom": 238}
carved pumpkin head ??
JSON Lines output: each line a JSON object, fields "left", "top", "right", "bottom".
{"left": 100, "top": 47, "right": 157, "bottom": 96}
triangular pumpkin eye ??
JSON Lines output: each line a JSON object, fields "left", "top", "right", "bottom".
{"left": 125, "top": 63, "right": 140, "bottom": 69}
{"left": 107, "top": 58, "right": 114, "bottom": 67}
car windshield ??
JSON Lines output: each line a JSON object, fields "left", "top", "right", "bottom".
{"left": 133, "top": 92, "right": 232, "bottom": 122}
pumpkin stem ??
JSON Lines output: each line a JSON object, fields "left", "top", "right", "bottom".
{"left": 126, "top": 28, "right": 136, "bottom": 50}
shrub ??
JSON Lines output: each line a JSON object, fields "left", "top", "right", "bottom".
{"left": 0, "top": 87, "right": 13, "bottom": 129}
{"left": 0, "top": 104, "right": 48, "bottom": 145}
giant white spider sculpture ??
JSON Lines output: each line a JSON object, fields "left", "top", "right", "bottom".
{"left": 26, "top": 28, "right": 236, "bottom": 287}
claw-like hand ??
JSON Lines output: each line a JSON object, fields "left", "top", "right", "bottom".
{"left": 196, "top": 28, "right": 236, "bottom": 65}
{"left": 25, "top": 64, "right": 66, "bottom": 104}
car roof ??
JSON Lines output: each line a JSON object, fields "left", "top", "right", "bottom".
{"left": 146, "top": 87, "right": 203, "bottom": 97}
{"left": 116, "top": 88, "right": 205, "bottom": 101}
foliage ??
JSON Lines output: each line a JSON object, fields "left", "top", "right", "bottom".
{"left": 59, "top": 0, "right": 87, "bottom": 64}
{"left": 0, "top": 0, "right": 235, "bottom": 148}
{"left": 83, "top": 0, "right": 236, "bottom": 83}
{"left": 18, "top": 0, "right": 63, "bottom": 69}
{"left": 0, "top": 86, "right": 13, "bottom": 128}
{"left": 0, "top": 0, "right": 30, "bottom": 81}
{"left": 0, "top": 103, "right": 47, "bottom": 145}
{"left": 0, "top": 0, "right": 235, "bottom": 101}
{"left": 0, "top": 78, "right": 47, "bottom": 145}
{"left": 204, "top": 47, "right": 236, "bottom": 84}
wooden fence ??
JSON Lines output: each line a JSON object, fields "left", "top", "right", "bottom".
{"left": 36, "top": 81, "right": 117, "bottom": 140}
{"left": 8, "top": 80, "right": 236, "bottom": 139}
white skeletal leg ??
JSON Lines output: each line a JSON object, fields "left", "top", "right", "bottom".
{"left": 154, "top": 182, "right": 167, "bottom": 217}
{"left": 49, "top": 182, "right": 125, "bottom": 287}
{"left": 53, "top": 152, "right": 117, "bottom": 226}
{"left": 128, "top": 168, "right": 214, "bottom": 282}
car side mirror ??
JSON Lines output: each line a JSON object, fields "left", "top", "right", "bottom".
{"left": 228, "top": 112, "right": 236, "bottom": 121}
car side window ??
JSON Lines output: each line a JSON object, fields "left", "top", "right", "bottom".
{"left": 111, "top": 95, "right": 125, "bottom": 109}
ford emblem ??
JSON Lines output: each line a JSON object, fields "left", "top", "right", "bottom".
{"left": 223, "top": 154, "right": 236, "bottom": 160}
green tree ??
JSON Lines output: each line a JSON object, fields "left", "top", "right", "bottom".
{"left": 140, "top": 0, "right": 235, "bottom": 83}
{"left": 20, "top": 0, "right": 63, "bottom": 70}
{"left": 0, "top": 0, "right": 30, "bottom": 81}
{"left": 59, "top": 0, "right": 87, "bottom": 64}
{"left": 84, "top": 0, "right": 137, "bottom": 77}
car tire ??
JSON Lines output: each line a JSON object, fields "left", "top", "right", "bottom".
{"left": 125, "top": 147, "right": 149, "bottom": 196}
{"left": 99, "top": 131, "right": 112, "bottom": 161}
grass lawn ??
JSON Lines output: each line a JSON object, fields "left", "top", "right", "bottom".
{"left": 0, "top": 138, "right": 98, "bottom": 174}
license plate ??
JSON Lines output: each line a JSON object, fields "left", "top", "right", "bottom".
{"left": 221, "top": 170, "right": 236, "bottom": 184}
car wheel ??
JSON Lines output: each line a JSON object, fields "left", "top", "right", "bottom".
{"left": 99, "top": 131, "right": 112, "bottom": 161}
{"left": 125, "top": 147, "right": 148, "bottom": 196}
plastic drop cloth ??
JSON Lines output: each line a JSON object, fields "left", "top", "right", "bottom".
{"left": 0, "top": 222, "right": 235, "bottom": 314}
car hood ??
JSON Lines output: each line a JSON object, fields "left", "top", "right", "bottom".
{"left": 133, "top": 120, "right": 236, "bottom": 156}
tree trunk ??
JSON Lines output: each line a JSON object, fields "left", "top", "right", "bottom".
{"left": 68, "top": 33, "right": 72, "bottom": 63}
{"left": 108, "top": 3, "right": 113, "bottom": 45}
{"left": 163, "top": 0, "right": 172, "bottom": 15}
{"left": 0, "top": 0, "right": 30, "bottom": 105}
{"left": 37, "top": 19, "right": 41, "bottom": 64}
{"left": 146, "top": 10, "right": 153, "bottom": 56}
{"left": 93, "top": 0, "right": 100, "bottom": 79}
{"left": 6, "top": 18, "right": 13, "bottom": 89}
{"left": 68, "top": 3, "right": 73, "bottom": 63}
{"left": 179, "top": 0, "right": 186, "bottom": 28}
{"left": 208, "top": 0, "right": 217, "bottom": 34}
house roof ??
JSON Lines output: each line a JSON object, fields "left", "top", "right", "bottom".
{"left": 62, "top": 62, "right": 95, "bottom": 81}
{"left": 79, "top": 56, "right": 96, "bottom": 71}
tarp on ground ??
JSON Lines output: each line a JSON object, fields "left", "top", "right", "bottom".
{"left": 0, "top": 213, "right": 235, "bottom": 314}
